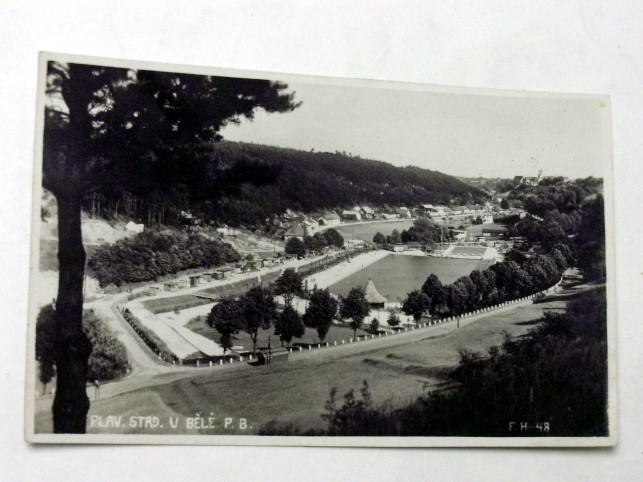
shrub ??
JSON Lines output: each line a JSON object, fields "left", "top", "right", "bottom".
{"left": 88, "top": 230, "right": 239, "bottom": 287}
{"left": 122, "top": 309, "right": 177, "bottom": 362}
{"left": 36, "top": 306, "right": 129, "bottom": 384}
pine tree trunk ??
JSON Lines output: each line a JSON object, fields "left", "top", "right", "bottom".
{"left": 52, "top": 194, "right": 92, "bottom": 433}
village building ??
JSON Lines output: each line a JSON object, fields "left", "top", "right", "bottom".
{"left": 302, "top": 218, "right": 319, "bottom": 234}
{"left": 216, "top": 226, "right": 236, "bottom": 236}
{"left": 125, "top": 221, "right": 144, "bottom": 233}
{"left": 283, "top": 224, "right": 307, "bottom": 242}
{"left": 364, "top": 278, "right": 386, "bottom": 309}
{"left": 319, "top": 212, "right": 341, "bottom": 226}
{"left": 465, "top": 223, "right": 508, "bottom": 242}
{"left": 164, "top": 281, "right": 179, "bottom": 292}
{"left": 341, "top": 210, "right": 362, "bottom": 221}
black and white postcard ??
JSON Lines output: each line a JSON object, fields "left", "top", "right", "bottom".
{"left": 25, "top": 52, "right": 615, "bottom": 446}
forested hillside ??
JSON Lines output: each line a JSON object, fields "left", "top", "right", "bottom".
{"left": 82, "top": 141, "right": 488, "bottom": 227}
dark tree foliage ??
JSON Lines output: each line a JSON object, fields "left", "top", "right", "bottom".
{"left": 575, "top": 195, "right": 606, "bottom": 280}
{"left": 370, "top": 318, "right": 380, "bottom": 333}
{"left": 421, "top": 274, "right": 442, "bottom": 301}
{"left": 340, "top": 287, "right": 370, "bottom": 340}
{"left": 82, "top": 140, "right": 489, "bottom": 228}
{"left": 400, "top": 218, "right": 441, "bottom": 244}
{"left": 44, "top": 60, "right": 298, "bottom": 432}
{"left": 312, "top": 232, "right": 329, "bottom": 251}
{"left": 402, "top": 290, "right": 431, "bottom": 321}
{"left": 88, "top": 230, "right": 239, "bottom": 287}
{"left": 262, "top": 289, "right": 607, "bottom": 437}
{"left": 387, "top": 313, "right": 401, "bottom": 327}
{"left": 303, "top": 288, "right": 339, "bottom": 343}
{"left": 242, "top": 286, "right": 277, "bottom": 354}
{"left": 36, "top": 306, "right": 128, "bottom": 386}
{"left": 273, "top": 268, "right": 305, "bottom": 307}
{"left": 323, "top": 228, "right": 345, "bottom": 248}
{"left": 372, "top": 232, "right": 386, "bottom": 245}
{"left": 387, "top": 229, "right": 402, "bottom": 245}
{"left": 206, "top": 296, "right": 245, "bottom": 355}
{"left": 274, "top": 306, "right": 305, "bottom": 348}
{"left": 285, "top": 237, "right": 306, "bottom": 257}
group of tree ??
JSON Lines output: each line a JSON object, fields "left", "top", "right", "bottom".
{"left": 402, "top": 243, "right": 570, "bottom": 321}
{"left": 84, "top": 140, "right": 489, "bottom": 229}
{"left": 207, "top": 268, "right": 340, "bottom": 350}
{"left": 88, "top": 229, "right": 240, "bottom": 287}
{"left": 285, "top": 228, "right": 344, "bottom": 257}
{"left": 339, "top": 287, "right": 371, "bottom": 340}
{"left": 36, "top": 306, "right": 129, "bottom": 391}
{"left": 261, "top": 288, "right": 607, "bottom": 437}
{"left": 304, "top": 288, "right": 340, "bottom": 343}
{"left": 44, "top": 60, "right": 299, "bottom": 432}
{"left": 206, "top": 286, "right": 279, "bottom": 354}
{"left": 373, "top": 219, "right": 442, "bottom": 246}
{"left": 507, "top": 176, "right": 602, "bottom": 216}
{"left": 509, "top": 194, "right": 605, "bottom": 280}
{"left": 207, "top": 266, "right": 374, "bottom": 351}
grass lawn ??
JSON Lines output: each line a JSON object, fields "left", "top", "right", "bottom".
{"left": 82, "top": 295, "right": 563, "bottom": 435}
{"left": 185, "top": 317, "right": 372, "bottom": 354}
{"left": 142, "top": 294, "right": 212, "bottom": 314}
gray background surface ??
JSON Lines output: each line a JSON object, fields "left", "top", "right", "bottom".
{"left": 1, "top": 1, "right": 641, "bottom": 480}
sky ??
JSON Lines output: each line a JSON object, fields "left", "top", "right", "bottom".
{"left": 220, "top": 79, "right": 609, "bottom": 179}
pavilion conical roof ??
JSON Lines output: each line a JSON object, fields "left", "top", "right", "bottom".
{"left": 364, "top": 278, "right": 386, "bottom": 304}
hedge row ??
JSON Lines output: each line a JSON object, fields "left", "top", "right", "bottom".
{"left": 121, "top": 308, "right": 177, "bottom": 362}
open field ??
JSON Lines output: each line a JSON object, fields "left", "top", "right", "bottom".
{"left": 334, "top": 219, "right": 414, "bottom": 242}
{"left": 185, "top": 318, "right": 372, "bottom": 353}
{"left": 78, "top": 292, "right": 569, "bottom": 435}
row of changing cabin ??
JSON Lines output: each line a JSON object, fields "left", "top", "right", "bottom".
{"left": 153, "top": 256, "right": 291, "bottom": 293}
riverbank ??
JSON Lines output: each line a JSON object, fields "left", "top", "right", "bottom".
{"left": 303, "top": 250, "right": 390, "bottom": 289}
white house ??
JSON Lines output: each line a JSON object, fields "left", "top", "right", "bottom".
{"left": 303, "top": 218, "right": 319, "bottom": 233}
{"left": 482, "top": 214, "right": 494, "bottom": 224}
{"left": 320, "top": 212, "right": 341, "bottom": 226}
{"left": 125, "top": 221, "right": 144, "bottom": 233}
{"left": 216, "top": 226, "right": 236, "bottom": 236}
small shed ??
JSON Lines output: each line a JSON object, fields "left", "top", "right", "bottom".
{"left": 256, "top": 347, "right": 290, "bottom": 365}
{"left": 189, "top": 275, "right": 202, "bottom": 287}
{"left": 164, "top": 281, "right": 179, "bottom": 292}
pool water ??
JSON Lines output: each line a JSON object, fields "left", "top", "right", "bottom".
{"left": 328, "top": 254, "right": 489, "bottom": 302}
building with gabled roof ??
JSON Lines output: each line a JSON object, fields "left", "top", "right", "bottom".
{"left": 364, "top": 278, "right": 386, "bottom": 309}
{"left": 283, "top": 224, "right": 306, "bottom": 241}
{"left": 319, "top": 212, "right": 341, "bottom": 226}
{"left": 342, "top": 210, "right": 362, "bottom": 221}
